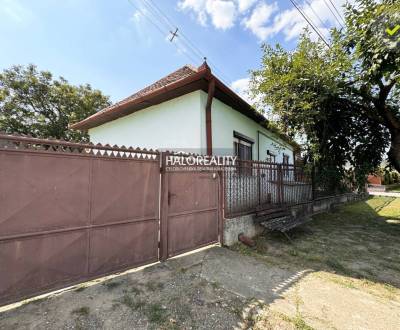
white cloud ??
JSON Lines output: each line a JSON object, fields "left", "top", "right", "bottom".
{"left": 179, "top": 0, "right": 352, "bottom": 42}
{"left": 206, "top": 0, "right": 237, "bottom": 29}
{"left": 178, "top": 0, "right": 208, "bottom": 25}
{"left": 178, "top": 0, "right": 237, "bottom": 30}
{"left": 259, "top": 0, "right": 351, "bottom": 42}
{"left": 242, "top": 2, "right": 278, "bottom": 40}
{"left": 231, "top": 77, "right": 251, "bottom": 103}
{"left": 130, "top": 9, "right": 143, "bottom": 23}
{"left": 0, "top": 0, "right": 33, "bottom": 24}
{"left": 237, "top": 0, "right": 258, "bottom": 13}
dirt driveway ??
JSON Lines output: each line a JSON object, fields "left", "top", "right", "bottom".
{"left": 1, "top": 197, "right": 400, "bottom": 330}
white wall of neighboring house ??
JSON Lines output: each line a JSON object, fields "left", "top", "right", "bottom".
{"left": 88, "top": 91, "right": 203, "bottom": 153}
{"left": 203, "top": 91, "right": 294, "bottom": 163}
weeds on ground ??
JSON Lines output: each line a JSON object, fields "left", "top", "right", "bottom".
{"left": 103, "top": 280, "right": 122, "bottom": 290}
{"left": 144, "top": 303, "right": 168, "bottom": 324}
{"left": 120, "top": 294, "right": 146, "bottom": 311}
{"left": 75, "top": 286, "right": 86, "bottom": 292}
{"left": 71, "top": 306, "right": 90, "bottom": 316}
{"left": 145, "top": 281, "right": 164, "bottom": 292}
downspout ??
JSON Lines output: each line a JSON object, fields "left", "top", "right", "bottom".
{"left": 205, "top": 78, "right": 215, "bottom": 156}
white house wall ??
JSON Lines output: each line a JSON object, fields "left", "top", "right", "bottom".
{"left": 88, "top": 91, "right": 203, "bottom": 153}
{"left": 203, "top": 91, "right": 294, "bottom": 163}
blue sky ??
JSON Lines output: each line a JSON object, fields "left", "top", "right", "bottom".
{"left": 0, "top": 0, "right": 347, "bottom": 103}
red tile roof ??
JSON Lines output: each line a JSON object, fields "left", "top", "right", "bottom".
{"left": 72, "top": 62, "right": 268, "bottom": 132}
{"left": 99, "top": 65, "right": 199, "bottom": 115}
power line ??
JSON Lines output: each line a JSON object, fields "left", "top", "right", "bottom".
{"left": 127, "top": 0, "right": 167, "bottom": 38}
{"left": 327, "top": 0, "right": 346, "bottom": 25}
{"left": 304, "top": 0, "right": 332, "bottom": 33}
{"left": 127, "top": 0, "right": 200, "bottom": 68}
{"left": 289, "top": 0, "right": 330, "bottom": 47}
{"left": 322, "top": 0, "right": 345, "bottom": 28}
{"left": 137, "top": 0, "right": 235, "bottom": 85}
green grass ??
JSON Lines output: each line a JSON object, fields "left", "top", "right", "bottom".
{"left": 231, "top": 196, "right": 400, "bottom": 294}
{"left": 145, "top": 281, "right": 164, "bottom": 292}
{"left": 120, "top": 294, "right": 146, "bottom": 311}
{"left": 144, "top": 303, "right": 169, "bottom": 324}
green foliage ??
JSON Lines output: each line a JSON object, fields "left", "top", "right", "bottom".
{"left": 381, "top": 169, "right": 400, "bottom": 185}
{"left": 0, "top": 64, "right": 110, "bottom": 141}
{"left": 251, "top": 0, "right": 400, "bottom": 190}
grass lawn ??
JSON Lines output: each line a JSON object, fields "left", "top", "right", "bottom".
{"left": 388, "top": 186, "right": 400, "bottom": 192}
{"left": 231, "top": 196, "right": 400, "bottom": 329}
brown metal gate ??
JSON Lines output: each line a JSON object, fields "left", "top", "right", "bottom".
{"left": 0, "top": 135, "right": 222, "bottom": 306}
{"left": 0, "top": 135, "right": 160, "bottom": 306}
{"left": 160, "top": 161, "right": 222, "bottom": 260}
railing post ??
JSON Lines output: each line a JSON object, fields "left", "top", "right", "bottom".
{"left": 257, "top": 163, "right": 261, "bottom": 206}
{"left": 277, "top": 164, "right": 283, "bottom": 204}
{"left": 159, "top": 151, "right": 169, "bottom": 261}
{"left": 311, "top": 164, "right": 316, "bottom": 201}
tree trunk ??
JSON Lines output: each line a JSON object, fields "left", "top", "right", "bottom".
{"left": 388, "top": 128, "right": 400, "bottom": 173}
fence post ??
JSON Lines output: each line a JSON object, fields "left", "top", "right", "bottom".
{"left": 257, "top": 163, "right": 261, "bottom": 206}
{"left": 277, "top": 164, "right": 283, "bottom": 204}
{"left": 311, "top": 164, "right": 316, "bottom": 201}
{"left": 159, "top": 151, "right": 169, "bottom": 261}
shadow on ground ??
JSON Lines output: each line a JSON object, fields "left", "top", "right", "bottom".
{"left": 0, "top": 196, "right": 399, "bottom": 329}
{"left": 229, "top": 195, "right": 400, "bottom": 329}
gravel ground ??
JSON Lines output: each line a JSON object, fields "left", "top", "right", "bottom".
{"left": 0, "top": 250, "right": 249, "bottom": 330}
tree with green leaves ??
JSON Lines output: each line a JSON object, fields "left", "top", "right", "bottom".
{"left": 251, "top": 0, "right": 399, "bottom": 190}
{"left": 0, "top": 64, "right": 110, "bottom": 142}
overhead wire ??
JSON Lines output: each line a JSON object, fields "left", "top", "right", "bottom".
{"left": 327, "top": 0, "right": 346, "bottom": 25}
{"left": 127, "top": 0, "right": 200, "bottom": 68}
{"left": 289, "top": 0, "right": 330, "bottom": 47}
{"left": 322, "top": 0, "right": 345, "bottom": 28}
{"left": 137, "top": 0, "right": 235, "bottom": 85}
{"left": 303, "top": 0, "right": 332, "bottom": 33}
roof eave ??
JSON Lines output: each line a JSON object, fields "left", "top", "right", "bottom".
{"left": 70, "top": 67, "right": 209, "bottom": 131}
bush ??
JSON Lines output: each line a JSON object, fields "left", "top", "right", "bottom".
{"left": 391, "top": 171, "right": 400, "bottom": 184}
{"left": 382, "top": 170, "right": 400, "bottom": 185}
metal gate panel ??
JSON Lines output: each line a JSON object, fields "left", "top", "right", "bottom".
{"left": 167, "top": 210, "right": 218, "bottom": 257}
{"left": 0, "top": 152, "right": 91, "bottom": 236}
{"left": 88, "top": 220, "right": 159, "bottom": 275}
{"left": 90, "top": 159, "right": 160, "bottom": 225}
{"left": 0, "top": 230, "right": 88, "bottom": 305}
{"left": 0, "top": 135, "right": 161, "bottom": 307}
{"left": 162, "top": 170, "right": 220, "bottom": 258}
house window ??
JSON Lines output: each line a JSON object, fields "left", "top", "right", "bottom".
{"left": 266, "top": 150, "right": 276, "bottom": 163}
{"left": 233, "top": 131, "right": 253, "bottom": 160}
{"left": 233, "top": 131, "right": 254, "bottom": 175}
